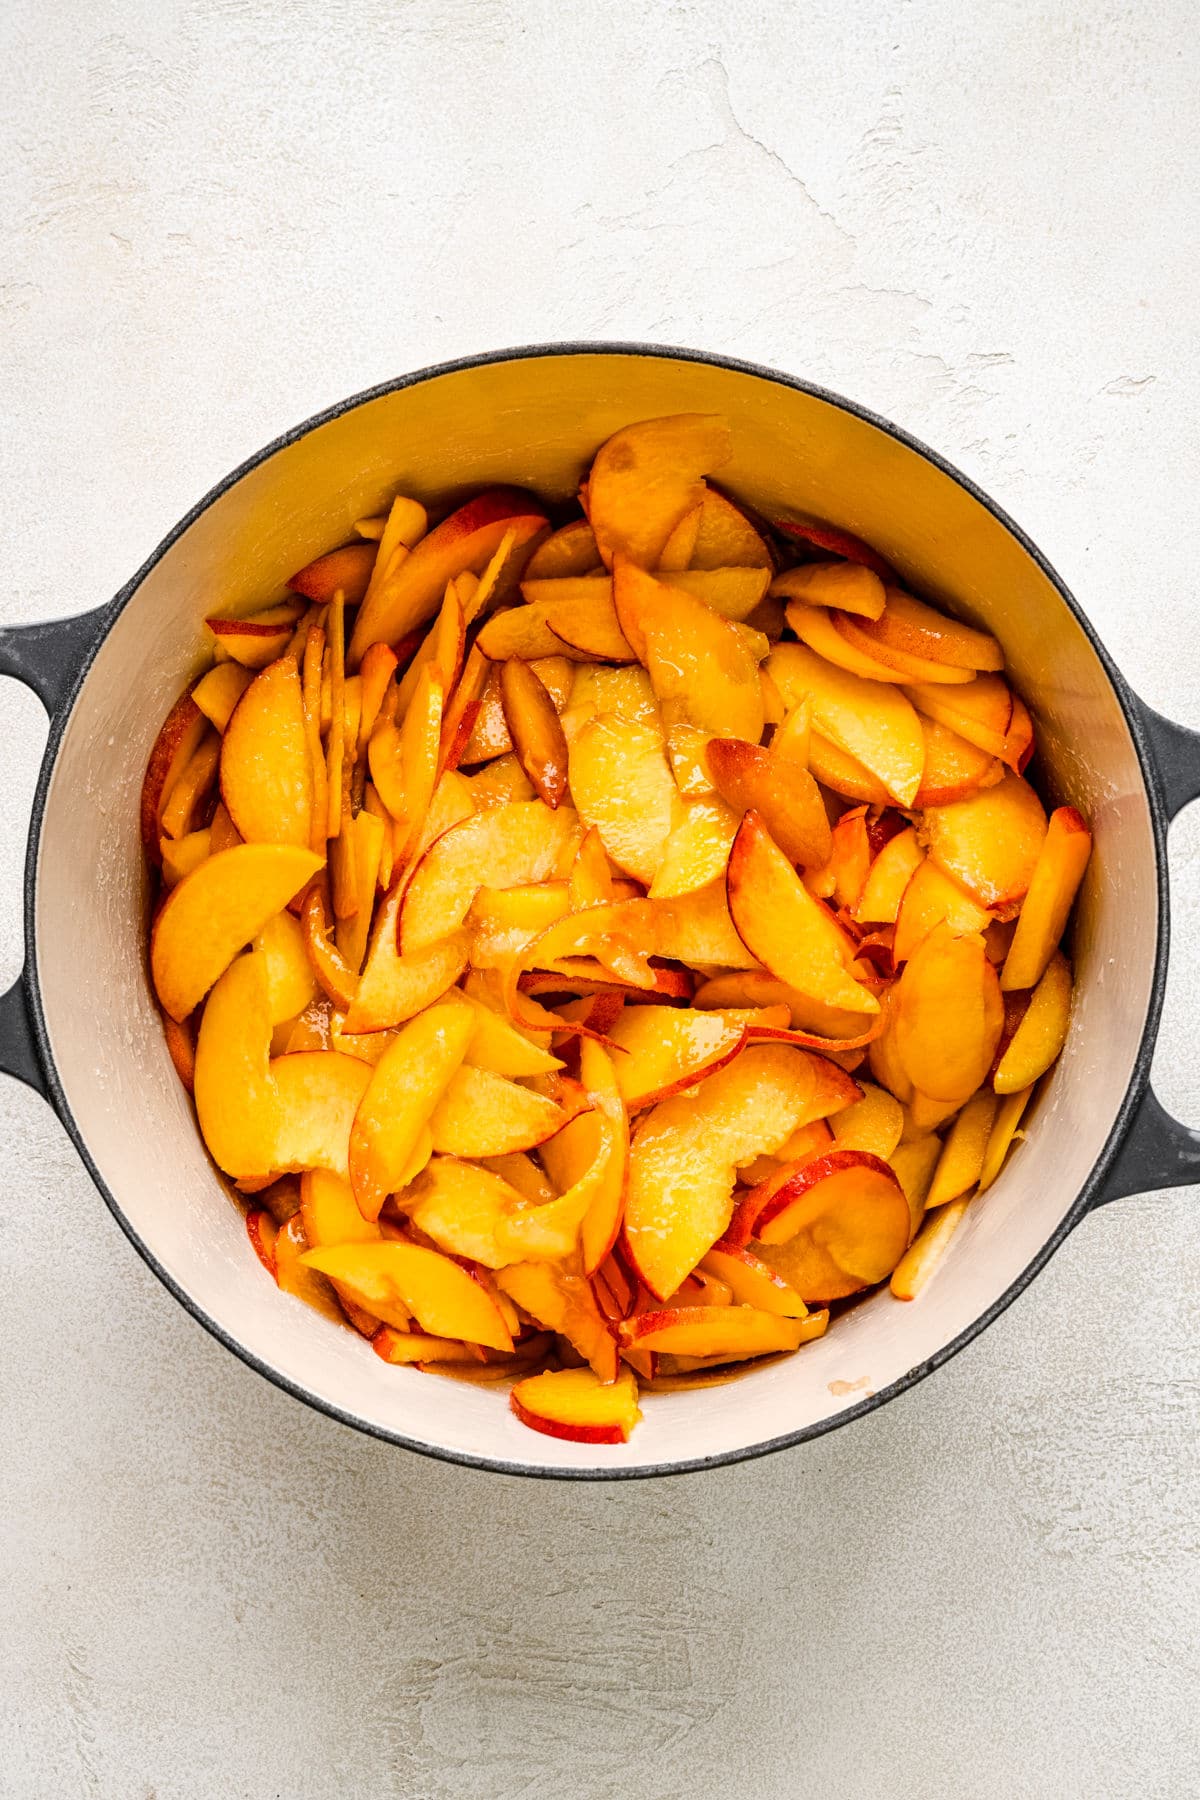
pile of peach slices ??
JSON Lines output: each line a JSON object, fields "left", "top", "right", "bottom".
{"left": 143, "top": 413, "right": 1091, "bottom": 1448}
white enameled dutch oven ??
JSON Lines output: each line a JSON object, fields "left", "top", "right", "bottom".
{"left": 4, "top": 345, "right": 1198, "bottom": 1480}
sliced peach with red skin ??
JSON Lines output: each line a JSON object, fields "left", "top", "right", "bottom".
{"left": 921, "top": 770, "right": 1047, "bottom": 909}
{"left": 913, "top": 716, "right": 1005, "bottom": 807}
{"left": 614, "top": 558, "right": 765, "bottom": 741}
{"left": 704, "top": 737, "right": 832, "bottom": 870}
{"left": 855, "top": 826, "right": 923, "bottom": 925}
{"left": 402, "top": 1156, "right": 530, "bottom": 1267}
{"left": 301, "top": 880, "right": 360, "bottom": 1010}
{"left": 619, "top": 1305, "right": 810, "bottom": 1359}
{"left": 496, "top": 1056, "right": 621, "bottom": 1265}
{"left": 568, "top": 712, "right": 674, "bottom": 885}
{"left": 1001, "top": 807, "right": 1091, "bottom": 991}
{"left": 903, "top": 675, "right": 1014, "bottom": 760}
{"left": 648, "top": 796, "right": 740, "bottom": 900}
{"left": 783, "top": 599, "right": 912, "bottom": 684}
{"left": 302, "top": 1240, "right": 514, "bottom": 1351}
{"left": 770, "top": 561, "right": 886, "bottom": 619}
{"left": 141, "top": 691, "right": 208, "bottom": 864}
{"left": 401, "top": 800, "right": 579, "bottom": 952}
{"left": 829, "top": 1082, "right": 905, "bottom": 1160}
{"left": 511, "top": 1367, "right": 641, "bottom": 1444}
{"left": 348, "top": 1001, "right": 474, "bottom": 1221}
{"left": 701, "top": 1244, "right": 809, "bottom": 1317}
{"left": 726, "top": 812, "right": 879, "bottom": 1015}
{"left": 750, "top": 1149, "right": 911, "bottom": 1298}
{"left": 606, "top": 1005, "right": 748, "bottom": 1111}
{"left": 348, "top": 488, "right": 548, "bottom": 665}
{"left": 994, "top": 950, "right": 1073, "bottom": 1094}
{"left": 152, "top": 843, "right": 322, "bottom": 1021}
{"left": 586, "top": 413, "right": 732, "bottom": 570}
{"left": 806, "top": 732, "right": 890, "bottom": 805}
{"left": 372, "top": 1326, "right": 481, "bottom": 1365}
{"left": 500, "top": 658, "right": 571, "bottom": 808}
{"left": 840, "top": 589, "right": 1003, "bottom": 673}
{"left": 161, "top": 1011, "right": 196, "bottom": 1093}
{"left": 775, "top": 517, "right": 897, "bottom": 583}
{"left": 429, "top": 1064, "right": 568, "bottom": 1158}
{"left": 811, "top": 806, "right": 871, "bottom": 911}
{"left": 892, "top": 857, "right": 992, "bottom": 965}
{"left": 495, "top": 1261, "right": 619, "bottom": 1383}
{"left": 767, "top": 639, "right": 926, "bottom": 805}
{"left": 623, "top": 1042, "right": 860, "bottom": 1299}
{"left": 266, "top": 1051, "right": 373, "bottom": 1182}
{"left": 206, "top": 601, "right": 306, "bottom": 670}
{"left": 892, "top": 921, "right": 1004, "bottom": 1103}
{"left": 220, "top": 657, "right": 313, "bottom": 847}
{"left": 300, "top": 1168, "right": 380, "bottom": 1247}
{"left": 461, "top": 656, "right": 573, "bottom": 765}
{"left": 288, "top": 541, "right": 377, "bottom": 605}
{"left": 524, "top": 519, "right": 603, "bottom": 579}
{"left": 245, "top": 1208, "right": 278, "bottom": 1277}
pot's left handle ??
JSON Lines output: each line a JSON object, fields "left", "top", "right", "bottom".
{"left": 0, "top": 606, "right": 116, "bottom": 1102}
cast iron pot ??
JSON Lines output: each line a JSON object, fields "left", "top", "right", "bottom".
{"left": 3, "top": 345, "right": 1198, "bottom": 1479}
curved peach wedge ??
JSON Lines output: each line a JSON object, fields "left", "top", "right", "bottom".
{"left": 587, "top": 413, "right": 731, "bottom": 570}
{"left": 767, "top": 639, "right": 925, "bottom": 804}
{"left": 619, "top": 1305, "right": 809, "bottom": 1360}
{"left": 301, "top": 1241, "right": 514, "bottom": 1351}
{"left": 726, "top": 812, "right": 879, "bottom": 1015}
{"left": 348, "top": 1001, "right": 474, "bottom": 1220}
{"left": 401, "top": 801, "right": 579, "bottom": 952}
{"left": 141, "top": 691, "right": 208, "bottom": 863}
{"left": 288, "top": 541, "right": 377, "bottom": 605}
{"left": 892, "top": 922, "right": 1004, "bottom": 1103}
{"left": 1000, "top": 807, "right": 1091, "bottom": 992}
{"left": 700, "top": 1244, "right": 809, "bottom": 1318}
{"left": 510, "top": 1367, "right": 642, "bottom": 1445}
{"left": 428, "top": 1065, "right": 568, "bottom": 1158}
{"left": 220, "top": 657, "right": 313, "bottom": 847}
{"left": 403, "top": 1156, "right": 530, "bottom": 1267}
{"left": 993, "top": 950, "right": 1073, "bottom": 1094}
{"left": 348, "top": 488, "right": 548, "bottom": 664}
{"left": 751, "top": 1149, "right": 911, "bottom": 1301}
{"left": 567, "top": 713, "right": 675, "bottom": 885}
{"left": 605, "top": 1005, "right": 747, "bottom": 1111}
{"left": 495, "top": 1262, "right": 619, "bottom": 1383}
{"left": 921, "top": 771, "right": 1047, "bottom": 909}
{"left": 623, "top": 1042, "right": 860, "bottom": 1300}
{"left": 500, "top": 658, "right": 571, "bottom": 808}
{"left": 704, "top": 737, "right": 832, "bottom": 870}
{"left": 152, "top": 843, "right": 322, "bottom": 1021}
{"left": 614, "top": 558, "right": 764, "bottom": 742}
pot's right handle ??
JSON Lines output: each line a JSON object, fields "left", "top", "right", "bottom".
{"left": 0, "top": 606, "right": 116, "bottom": 1104}
{"left": 1094, "top": 698, "right": 1200, "bottom": 1205}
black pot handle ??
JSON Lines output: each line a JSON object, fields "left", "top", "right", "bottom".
{"left": 0, "top": 605, "right": 115, "bottom": 1102}
{"left": 1093, "top": 696, "right": 1200, "bottom": 1205}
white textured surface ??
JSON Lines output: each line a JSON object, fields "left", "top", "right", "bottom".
{"left": 1, "top": 3, "right": 1198, "bottom": 1796}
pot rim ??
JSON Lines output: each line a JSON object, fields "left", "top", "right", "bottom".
{"left": 21, "top": 341, "right": 1172, "bottom": 1480}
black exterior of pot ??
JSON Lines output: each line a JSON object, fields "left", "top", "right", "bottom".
{"left": 1, "top": 343, "right": 1198, "bottom": 1481}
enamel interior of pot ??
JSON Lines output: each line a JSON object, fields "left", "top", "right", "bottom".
{"left": 32, "top": 353, "right": 1157, "bottom": 1472}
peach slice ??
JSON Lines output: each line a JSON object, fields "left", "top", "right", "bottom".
{"left": 775, "top": 517, "right": 896, "bottom": 582}
{"left": 926, "top": 1088, "right": 997, "bottom": 1208}
{"left": 606, "top": 1005, "right": 747, "bottom": 1110}
{"left": 141, "top": 692, "right": 208, "bottom": 863}
{"left": 429, "top": 1065, "right": 568, "bottom": 1158}
{"left": 333, "top": 810, "right": 386, "bottom": 975}
{"left": 1001, "top": 807, "right": 1091, "bottom": 992}
{"left": 288, "top": 541, "right": 376, "bottom": 606}
{"left": 892, "top": 857, "right": 992, "bottom": 965}
{"left": 587, "top": 413, "right": 732, "bottom": 569}
{"left": 192, "top": 662, "right": 253, "bottom": 733}
{"left": 892, "top": 922, "right": 1004, "bottom": 1103}
{"left": 835, "top": 592, "right": 998, "bottom": 680}
{"left": 914, "top": 716, "right": 1005, "bottom": 807}
{"left": 726, "top": 813, "right": 879, "bottom": 1014}
{"left": 889, "top": 1198, "right": 968, "bottom": 1301}
{"left": 806, "top": 731, "right": 890, "bottom": 805}
{"left": 475, "top": 603, "right": 584, "bottom": 662}
{"left": 784, "top": 598, "right": 909, "bottom": 683}
{"left": 461, "top": 656, "right": 573, "bottom": 765}
{"left": 348, "top": 1002, "right": 474, "bottom": 1220}
{"left": 152, "top": 843, "right": 322, "bottom": 1021}
{"left": 468, "top": 881, "right": 572, "bottom": 969}
{"left": 829, "top": 1082, "right": 904, "bottom": 1160}
{"left": 303, "top": 1241, "right": 513, "bottom": 1351}
{"left": 401, "top": 800, "right": 579, "bottom": 951}
{"left": 496, "top": 1262, "right": 619, "bottom": 1382}
{"left": 273, "top": 1216, "right": 345, "bottom": 1324}
{"left": 649, "top": 797, "right": 740, "bottom": 899}
{"left": 348, "top": 488, "right": 548, "bottom": 664}
{"left": 567, "top": 712, "right": 675, "bottom": 885}
{"left": 524, "top": 519, "right": 603, "bottom": 579}
{"left": 623, "top": 1042, "right": 860, "bottom": 1299}
{"left": 650, "top": 879, "right": 758, "bottom": 971}
{"left": 855, "top": 826, "right": 923, "bottom": 925}
{"left": 301, "top": 880, "right": 360, "bottom": 1010}
{"left": 526, "top": 568, "right": 771, "bottom": 626}
{"left": 921, "top": 771, "right": 1047, "bottom": 908}
{"left": 206, "top": 601, "right": 306, "bottom": 669}
{"left": 691, "top": 487, "right": 772, "bottom": 569}
{"left": 495, "top": 1059, "right": 621, "bottom": 1265}
{"left": 977, "top": 1084, "right": 1034, "bottom": 1192}
{"left": 566, "top": 662, "right": 657, "bottom": 727}
{"left": 568, "top": 826, "right": 616, "bottom": 910}
{"left": 267, "top": 1051, "right": 373, "bottom": 1181}
{"left": 348, "top": 898, "right": 469, "bottom": 1040}
{"left": 158, "top": 731, "right": 220, "bottom": 841}
{"left": 254, "top": 909, "right": 318, "bottom": 1024}
{"left": 665, "top": 566, "right": 773, "bottom": 620}
{"left": 770, "top": 562, "right": 886, "bottom": 619}
{"left": 752, "top": 1150, "right": 911, "bottom": 1300}
{"left": 619, "top": 1305, "right": 809, "bottom": 1359}
{"left": 511, "top": 1367, "right": 642, "bottom": 1444}
{"left": 994, "top": 950, "right": 1072, "bottom": 1094}
{"left": 614, "top": 558, "right": 765, "bottom": 741}
{"left": 657, "top": 502, "right": 701, "bottom": 571}
{"left": 767, "top": 640, "right": 925, "bottom": 806}
{"left": 299, "top": 1168, "right": 381, "bottom": 1247}
{"left": 499, "top": 658, "right": 570, "bottom": 808}
{"left": 372, "top": 1327, "right": 481, "bottom": 1365}
{"left": 903, "top": 674, "right": 1014, "bottom": 761}
{"left": 245, "top": 1207, "right": 278, "bottom": 1277}
{"left": 402, "top": 1157, "right": 529, "bottom": 1266}
{"left": 810, "top": 806, "right": 870, "bottom": 911}
{"left": 220, "top": 657, "right": 313, "bottom": 848}
{"left": 372, "top": 663, "right": 444, "bottom": 868}
{"left": 700, "top": 1244, "right": 809, "bottom": 1317}
{"left": 704, "top": 738, "right": 832, "bottom": 870}
{"left": 885, "top": 1132, "right": 941, "bottom": 1237}
{"left": 160, "top": 827, "right": 212, "bottom": 889}
{"left": 455, "top": 995, "right": 562, "bottom": 1079}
